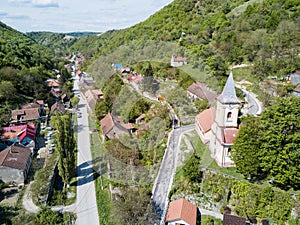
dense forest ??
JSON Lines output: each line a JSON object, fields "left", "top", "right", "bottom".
{"left": 0, "top": 21, "right": 70, "bottom": 126}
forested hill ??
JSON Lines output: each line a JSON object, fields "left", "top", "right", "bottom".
{"left": 75, "top": 0, "right": 299, "bottom": 80}
{"left": 0, "top": 21, "right": 53, "bottom": 70}
{"left": 0, "top": 22, "right": 70, "bottom": 125}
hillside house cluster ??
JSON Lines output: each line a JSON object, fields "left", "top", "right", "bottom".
{"left": 0, "top": 67, "right": 74, "bottom": 185}
{"left": 64, "top": 53, "right": 85, "bottom": 70}
{"left": 0, "top": 101, "right": 44, "bottom": 185}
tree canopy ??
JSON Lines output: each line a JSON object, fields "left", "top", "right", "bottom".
{"left": 232, "top": 97, "right": 300, "bottom": 190}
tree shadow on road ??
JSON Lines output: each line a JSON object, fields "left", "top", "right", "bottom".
{"left": 75, "top": 158, "right": 102, "bottom": 186}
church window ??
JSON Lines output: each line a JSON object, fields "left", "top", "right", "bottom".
{"left": 227, "top": 147, "right": 231, "bottom": 156}
{"left": 227, "top": 112, "right": 232, "bottom": 121}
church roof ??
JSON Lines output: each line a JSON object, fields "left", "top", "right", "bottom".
{"left": 196, "top": 108, "right": 215, "bottom": 133}
{"left": 217, "top": 71, "right": 240, "bottom": 104}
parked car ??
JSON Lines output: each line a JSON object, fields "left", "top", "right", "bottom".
{"left": 48, "top": 147, "right": 54, "bottom": 154}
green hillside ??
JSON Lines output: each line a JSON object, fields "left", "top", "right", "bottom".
{"left": 83, "top": 0, "right": 299, "bottom": 83}
{"left": 0, "top": 22, "right": 70, "bottom": 125}
{"left": 0, "top": 21, "right": 53, "bottom": 69}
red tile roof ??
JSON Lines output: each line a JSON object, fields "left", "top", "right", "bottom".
{"left": 223, "top": 129, "right": 238, "bottom": 144}
{"left": 0, "top": 143, "right": 32, "bottom": 171}
{"left": 223, "top": 214, "right": 246, "bottom": 225}
{"left": 165, "top": 198, "right": 197, "bottom": 225}
{"left": 196, "top": 108, "right": 215, "bottom": 133}
{"left": 172, "top": 55, "right": 187, "bottom": 62}
{"left": 187, "top": 82, "right": 217, "bottom": 103}
{"left": 100, "top": 113, "right": 115, "bottom": 135}
{"left": 1, "top": 124, "right": 36, "bottom": 143}
{"left": 187, "top": 82, "right": 206, "bottom": 99}
{"left": 36, "top": 100, "right": 44, "bottom": 105}
{"left": 100, "top": 113, "right": 132, "bottom": 136}
{"left": 133, "top": 75, "right": 143, "bottom": 83}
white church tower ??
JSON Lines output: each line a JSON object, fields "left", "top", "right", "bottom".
{"left": 209, "top": 70, "right": 240, "bottom": 167}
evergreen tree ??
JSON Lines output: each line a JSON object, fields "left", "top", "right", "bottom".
{"left": 51, "top": 113, "right": 76, "bottom": 189}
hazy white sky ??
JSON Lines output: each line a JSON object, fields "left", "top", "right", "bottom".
{"left": 0, "top": 0, "right": 173, "bottom": 33}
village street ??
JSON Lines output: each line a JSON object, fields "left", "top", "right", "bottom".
{"left": 74, "top": 76, "right": 99, "bottom": 225}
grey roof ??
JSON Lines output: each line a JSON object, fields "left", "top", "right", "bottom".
{"left": 217, "top": 71, "right": 240, "bottom": 104}
{"left": 290, "top": 73, "right": 300, "bottom": 85}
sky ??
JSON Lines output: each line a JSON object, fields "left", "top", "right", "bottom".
{"left": 0, "top": 0, "right": 173, "bottom": 33}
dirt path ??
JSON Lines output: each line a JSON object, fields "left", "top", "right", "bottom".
{"left": 22, "top": 181, "right": 39, "bottom": 213}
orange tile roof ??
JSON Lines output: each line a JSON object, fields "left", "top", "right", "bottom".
{"left": 196, "top": 108, "right": 215, "bottom": 133}
{"left": 100, "top": 113, "right": 115, "bottom": 135}
{"left": 165, "top": 198, "right": 197, "bottom": 225}
{"left": 100, "top": 113, "right": 132, "bottom": 136}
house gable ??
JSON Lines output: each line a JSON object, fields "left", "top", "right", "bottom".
{"left": 165, "top": 198, "right": 197, "bottom": 225}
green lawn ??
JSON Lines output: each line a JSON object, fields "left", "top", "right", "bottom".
{"left": 186, "top": 131, "right": 244, "bottom": 180}
{"left": 88, "top": 114, "right": 113, "bottom": 225}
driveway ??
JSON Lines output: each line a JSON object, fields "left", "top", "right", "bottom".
{"left": 152, "top": 124, "right": 195, "bottom": 223}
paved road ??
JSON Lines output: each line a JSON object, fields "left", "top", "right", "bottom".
{"left": 200, "top": 208, "right": 223, "bottom": 219}
{"left": 75, "top": 80, "right": 100, "bottom": 225}
{"left": 152, "top": 124, "right": 195, "bottom": 223}
{"left": 235, "top": 83, "right": 262, "bottom": 116}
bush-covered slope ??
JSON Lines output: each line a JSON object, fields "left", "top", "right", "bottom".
{"left": 82, "top": 0, "right": 299, "bottom": 81}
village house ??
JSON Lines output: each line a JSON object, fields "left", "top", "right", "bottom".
{"left": 50, "top": 102, "right": 66, "bottom": 114}
{"left": 165, "top": 198, "right": 198, "bottom": 225}
{"left": 195, "top": 108, "right": 215, "bottom": 144}
{"left": 0, "top": 143, "right": 33, "bottom": 186}
{"left": 10, "top": 108, "right": 40, "bottom": 124}
{"left": 112, "top": 63, "right": 123, "bottom": 71}
{"left": 1, "top": 124, "right": 36, "bottom": 150}
{"left": 209, "top": 71, "right": 241, "bottom": 167}
{"left": 84, "top": 89, "right": 104, "bottom": 111}
{"left": 223, "top": 214, "right": 246, "bottom": 225}
{"left": 187, "top": 82, "right": 217, "bottom": 104}
{"left": 171, "top": 54, "right": 188, "bottom": 67}
{"left": 100, "top": 113, "right": 133, "bottom": 139}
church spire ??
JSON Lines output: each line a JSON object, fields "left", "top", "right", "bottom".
{"left": 217, "top": 70, "right": 240, "bottom": 104}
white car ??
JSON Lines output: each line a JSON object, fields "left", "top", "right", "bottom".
{"left": 48, "top": 147, "right": 54, "bottom": 154}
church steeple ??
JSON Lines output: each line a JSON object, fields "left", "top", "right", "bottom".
{"left": 217, "top": 70, "right": 240, "bottom": 104}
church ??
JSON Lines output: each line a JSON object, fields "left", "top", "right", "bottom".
{"left": 195, "top": 71, "right": 241, "bottom": 167}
